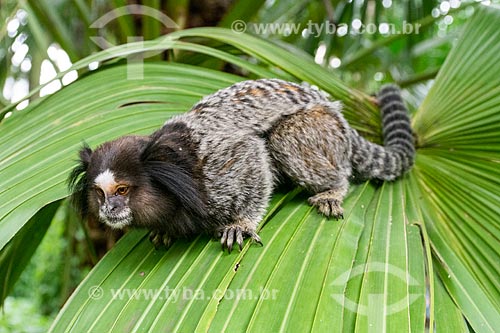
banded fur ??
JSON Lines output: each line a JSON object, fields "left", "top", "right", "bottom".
{"left": 350, "top": 85, "right": 415, "bottom": 180}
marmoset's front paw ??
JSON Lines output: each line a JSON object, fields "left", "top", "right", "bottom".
{"left": 149, "top": 230, "right": 174, "bottom": 249}
{"left": 218, "top": 224, "right": 263, "bottom": 253}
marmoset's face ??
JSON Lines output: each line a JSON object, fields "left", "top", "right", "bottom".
{"left": 89, "top": 168, "right": 133, "bottom": 229}
{"left": 70, "top": 133, "right": 207, "bottom": 235}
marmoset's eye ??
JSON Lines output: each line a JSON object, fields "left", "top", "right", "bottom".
{"left": 116, "top": 186, "right": 129, "bottom": 196}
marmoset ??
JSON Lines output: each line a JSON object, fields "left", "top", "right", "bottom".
{"left": 69, "top": 79, "right": 415, "bottom": 252}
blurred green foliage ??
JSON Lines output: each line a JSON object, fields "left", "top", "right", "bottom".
{"left": 2, "top": 202, "right": 90, "bottom": 331}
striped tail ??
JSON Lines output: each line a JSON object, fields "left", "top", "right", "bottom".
{"left": 351, "top": 84, "right": 415, "bottom": 181}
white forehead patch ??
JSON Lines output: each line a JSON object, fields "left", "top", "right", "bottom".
{"left": 94, "top": 169, "right": 116, "bottom": 190}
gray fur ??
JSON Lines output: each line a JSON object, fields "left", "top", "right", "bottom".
{"left": 167, "top": 79, "right": 414, "bottom": 249}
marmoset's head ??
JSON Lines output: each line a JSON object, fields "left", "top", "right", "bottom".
{"left": 68, "top": 132, "right": 207, "bottom": 232}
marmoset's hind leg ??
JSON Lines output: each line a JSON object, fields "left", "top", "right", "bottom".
{"left": 267, "top": 103, "right": 352, "bottom": 218}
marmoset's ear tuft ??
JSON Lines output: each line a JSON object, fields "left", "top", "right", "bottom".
{"left": 143, "top": 160, "right": 208, "bottom": 219}
{"left": 78, "top": 143, "right": 93, "bottom": 168}
{"left": 141, "top": 132, "right": 208, "bottom": 219}
{"left": 68, "top": 143, "right": 93, "bottom": 218}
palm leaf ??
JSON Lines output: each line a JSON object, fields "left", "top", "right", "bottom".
{"left": 412, "top": 5, "right": 500, "bottom": 329}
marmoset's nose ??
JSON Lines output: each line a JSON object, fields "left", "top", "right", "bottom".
{"left": 106, "top": 196, "right": 123, "bottom": 212}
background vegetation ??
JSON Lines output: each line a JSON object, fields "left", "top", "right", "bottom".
{"left": 0, "top": 0, "right": 498, "bottom": 332}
